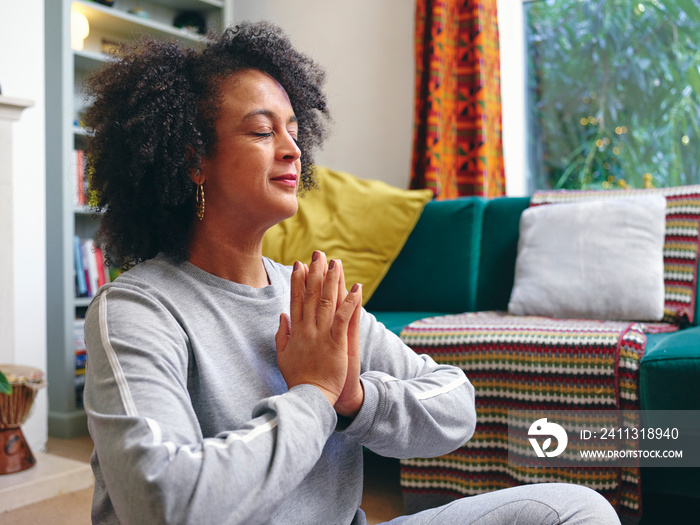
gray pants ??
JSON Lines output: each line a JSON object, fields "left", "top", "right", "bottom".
{"left": 381, "top": 483, "right": 621, "bottom": 524}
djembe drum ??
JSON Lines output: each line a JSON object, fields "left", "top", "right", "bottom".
{"left": 0, "top": 365, "right": 47, "bottom": 475}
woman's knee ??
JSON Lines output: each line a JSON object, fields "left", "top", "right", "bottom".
{"left": 544, "top": 483, "right": 620, "bottom": 524}
{"left": 467, "top": 483, "right": 620, "bottom": 525}
{"left": 398, "top": 483, "right": 620, "bottom": 525}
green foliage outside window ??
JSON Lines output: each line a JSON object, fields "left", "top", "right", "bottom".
{"left": 526, "top": 0, "right": 700, "bottom": 190}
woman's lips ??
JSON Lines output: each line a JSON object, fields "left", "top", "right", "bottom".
{"left": 271, "top": 174, "right": 298, "bottom": 187}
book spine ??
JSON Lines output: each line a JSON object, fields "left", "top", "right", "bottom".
{"left": 74, "top": 235, "right": 87, "bottom": 297}
{"left": 76, "top": 149, "right": 86, "bottom": 207}
{"left": 74, "top": 317, "right": 87, "bottom": 408}
{"left": 94, "top": 246, "right": 107, "bottom": 288}
{"left": 72, "top": 150, "right": 79, "bottom": 207}
{"left": 83, "top": 240, "right": 99, "bottom": 297}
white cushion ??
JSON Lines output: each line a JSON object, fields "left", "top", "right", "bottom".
{"left": 508, "top": 195, "right": 667, "bottom": 321}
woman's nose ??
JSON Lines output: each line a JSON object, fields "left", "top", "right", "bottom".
{"left": 278, "top": 131, "right": 301, "bottom": 161}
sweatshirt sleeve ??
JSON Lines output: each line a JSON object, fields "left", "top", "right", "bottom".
{"left": 84, "top": 285, "right": 337, "bottom": 525}
{"left": 341, "top": 309, "right": 476, "bottom": 459}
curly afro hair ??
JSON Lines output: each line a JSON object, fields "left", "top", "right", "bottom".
{"left": 84, "top": 21, "right": 330, "bottom": 269}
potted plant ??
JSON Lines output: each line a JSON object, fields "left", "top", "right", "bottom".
{"left": 0, "top": 369, "right": 11, "bottom": 395}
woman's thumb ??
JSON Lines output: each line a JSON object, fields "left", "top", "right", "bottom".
{"left": 275, "top": 313, "right": 291, "bottom": 352}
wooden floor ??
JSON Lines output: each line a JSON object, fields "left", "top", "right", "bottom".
{"left": 0, "top": 435, "right": 94, "bottom": 525}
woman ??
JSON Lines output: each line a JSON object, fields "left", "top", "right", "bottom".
{"left": 83, "top": 21, "right": 619, "bottom": 524}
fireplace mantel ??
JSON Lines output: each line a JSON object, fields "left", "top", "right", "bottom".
{"left": 0, "top": 95, "right": 34, "bottom": 121}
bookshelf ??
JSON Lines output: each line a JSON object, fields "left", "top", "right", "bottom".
{"left": 45, "top": 0, "right": 233, "bottom": 438}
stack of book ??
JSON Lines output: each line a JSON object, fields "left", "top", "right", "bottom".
{"left": 73, "top": 149, "right": 89, "bottom": 207}
{"left": 74, "top": 236, "right": 111, "bottom": 298}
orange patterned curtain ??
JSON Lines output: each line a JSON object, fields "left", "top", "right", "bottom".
{"left": 411, "top": 0, "right": 506, "bottom": 199}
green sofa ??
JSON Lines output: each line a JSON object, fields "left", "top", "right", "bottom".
{"left": 366, "top": 195, "right": 700, "bottom": 501}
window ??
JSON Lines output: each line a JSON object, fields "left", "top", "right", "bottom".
{"left": 525, "top": 0, "right": 700, "bottom": 190}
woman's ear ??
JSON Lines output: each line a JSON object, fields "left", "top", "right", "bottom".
{"left": 189, "top": 167, "right": 204, "bottom": 185}
{"left": 185, "top": 145, "right": 205, "bottom": 184}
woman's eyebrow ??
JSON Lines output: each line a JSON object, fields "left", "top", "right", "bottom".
{"left": 242, "top": 109, "right": 298, "bottom": 124}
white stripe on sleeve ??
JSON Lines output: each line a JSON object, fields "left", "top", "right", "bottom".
{"left": 98, "top": 291, "right": 139, "bottom": 417}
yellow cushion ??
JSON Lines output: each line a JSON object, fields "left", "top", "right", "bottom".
{"left": 262, "top": 166, "right": 433, "bottom": 304}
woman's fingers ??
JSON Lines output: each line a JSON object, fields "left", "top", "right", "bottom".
{"left": 290, "top": 261, "right": 306, "bottom": 325}
{"left": 275, "top": 313, "right": 291, "bottom": 353}
{"left": 317, "top": 259, "right": 341, "bottom": 329}
{"left": 336, "top": 260, "right": 347, "bottom": 310}
{"left": 333, "top": 285, "right": 364, "bottom": 417}
{"left": 346, "top": 283, "right": 362, "bottom": 380}
{"left": 348, "top": 289, "right": 362, "bottom": 356}
{"left": 330, "top": 283, "right": 362, "bottom": 344}
{"left": 303, "top": 250, "right": 327, "bottom": 320}
{"left": 280, "top": 253, "right": 363, "bottom": 411}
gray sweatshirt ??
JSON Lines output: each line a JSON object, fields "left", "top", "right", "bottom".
{"left": 84, "top": 255, "right": 476, "bottom": 524}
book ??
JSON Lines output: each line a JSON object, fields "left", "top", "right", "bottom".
{"left": 74, "top": 318, "right": 86, "bottom": 355}
{"left": 87, "top": 241, "right": 98, "bottom": 296}
{"left": 73, "top": 149, "right": 88, "bottom": 207}
{"left": 94, "top": 245, "right": 107, "bottom": 288}
{"left": 74, "top": 235, "right": 88, "bottom": 296}
{"left": 74, "top": 317, "right": 87, "bottom": 408}
{"left": 75, "top": 352, "right": 87, "bottom": 370}
{"left": 75, "top": 238, "right": 114, "bottom": 298}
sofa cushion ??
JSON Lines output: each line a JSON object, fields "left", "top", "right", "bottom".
{"left": 367, "top": 197, "right": 486, "bottom": 313}
{"left": 474, "top": 197, "right": 531, "bottom": 311}
{"left": 262, "top": 166, "right": 433, "bottom": 304}
{"left": 531, "top": 185, "right": 700, "bottom": 325}
{"left": 508, "top": 195, "right": 667, "bottom": 321}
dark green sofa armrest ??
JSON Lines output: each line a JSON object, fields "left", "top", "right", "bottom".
{"left": 366, "top": 197, "right": 486, "bottom": 313}
{"left": 641, "top": 327, "right": 700, "bottom": 411}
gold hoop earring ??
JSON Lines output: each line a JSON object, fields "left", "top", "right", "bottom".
{"left": 196, "top": 182, "right": 205, "bottom": 221}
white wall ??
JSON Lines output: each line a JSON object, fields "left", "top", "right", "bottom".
{"left": 0, "top": 0, "right": 48, "bottom": 452}
{"left": 232, "top": 0, "right": 529, "bottom": 195}
{"left": 233, "top": 0, "right": 415, "bottom": 189}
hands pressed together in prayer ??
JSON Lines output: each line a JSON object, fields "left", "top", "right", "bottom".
{"left": 275, "top": 250, "right": 365, "bottom": 418}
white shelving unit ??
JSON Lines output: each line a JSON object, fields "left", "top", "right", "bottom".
{"left": 45, "top": 0, "right": 232, "bottom": 438}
